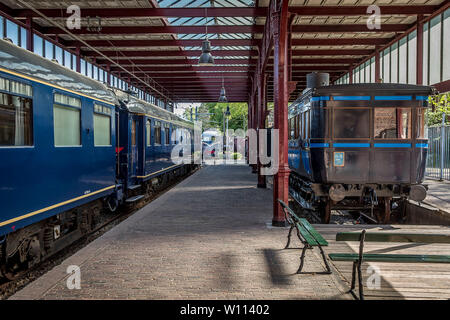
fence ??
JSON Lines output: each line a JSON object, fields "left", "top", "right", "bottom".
{"left": 426, "top": 125, "right": 450, "bottom": 180}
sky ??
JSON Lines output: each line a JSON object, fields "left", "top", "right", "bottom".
{"left": 174, "top": 102, "right": 201, "bottom": 118}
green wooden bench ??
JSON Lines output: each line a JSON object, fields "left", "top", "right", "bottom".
{"left": 278, "top": 199, "right": 331, "bottom": 274}
{"left": 329, "top": 230, "right": 450, "bottom": 300}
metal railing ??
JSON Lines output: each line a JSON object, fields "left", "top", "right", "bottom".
{"left": 426, "top": 124, "right": 450, "bottom": 180}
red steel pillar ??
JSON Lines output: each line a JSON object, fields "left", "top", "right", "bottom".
{"left": 416, "top": 15, "right": 424, "bottom": 85}
{"left": 75, "top": 45, "right": 81, "bottom": 73}
{"left": 25, "top": 17, "right": 33, "bottom": 52}
{"left": 272, "top": 0, "right": 290, "bottom": 227}
{"left": 375, "top": 46, "right": 381, "bottom": 82}
{"left": 257, "top": 72, "right": 267, "bottom": 188}
{"left": 251, "top": 91, "right": 258, "bottom": 173}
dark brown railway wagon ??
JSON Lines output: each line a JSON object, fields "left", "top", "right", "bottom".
{"left": 288, "top": 75, "right": 435, "bottom": 224}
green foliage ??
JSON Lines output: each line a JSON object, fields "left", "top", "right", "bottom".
{"left": 185, "top": 102, "right": 248, "bottom": 132}
{"left": 428, "top": 93, "right": 450, "bottom": 126}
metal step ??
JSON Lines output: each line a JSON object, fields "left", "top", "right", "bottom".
{"left": 128, "top": 184, "right": 141, "bottom": 191}
{"left": 125, "top": 195, "right": 145, "bottom": 203}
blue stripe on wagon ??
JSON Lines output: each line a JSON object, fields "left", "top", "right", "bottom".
{"left": 416, "top": 96, "right": 429, "bottom": 101}
{"left": 333, "top": 96, "right": 371, "bottom": 101}
{"left": 311, "top": 96, "right": 330, "bottom": 101}
{"left": 310, "top": 143, "right": 330, "bottom": 148}
{"left": 374, "top": 143, "right": 412, "bottom": 148}
{"left": 374, "top": 95, "right": 412, "bottom": 101}
{"left": 416, "top": 143, "right": 429, "bottom": 148}
{"left": 333, "top": 143, "right": 370, "bottom": 148}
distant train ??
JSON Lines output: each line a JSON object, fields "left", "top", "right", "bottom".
{"left": 288, "top": 73, "right": 435, "bottom": 223}
{"left": 0, "top": 39, "right": 196, "bottom": 278}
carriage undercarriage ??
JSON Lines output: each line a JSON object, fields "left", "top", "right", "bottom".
{"left": 288, "top": 172, "right": 409, "bottom": 224}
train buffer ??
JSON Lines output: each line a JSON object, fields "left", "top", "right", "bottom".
{"left": 329, "top": 230, "right": 450, "bottom": 300}
{"left": 278, "top": 199, "right": 332, "bottom": 274}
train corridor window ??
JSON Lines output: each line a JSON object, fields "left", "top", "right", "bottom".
{"left": 305, "top": 111, "right": 310, "bottom": 139}
{"left": 374, "top": 108, "right": 411, "bottom": 139}
{"left": 164, "top": 123, "right": 170, "bottom": 145}
{"left": 146, "top": 119, "right": 151, "bottom": 146}
{"left": 0, "top": 77, "right": 33, "bottom": 146}
{"left": 416, "top": 108, "right": 428, "bottom": 139}
{"left": 154, "top": 121, "right": 161, "bottom": 145}
{"left": 333, "top": 108, "right": 370, "bottom": 139}
{"left": 54, "top": 93, "right": 81, "bottom": 146}
{"left": 131, "top": 120, "right": 136, "bottom": 146}
{"left": 93, "top": 104, "right": 111, "bottom": 146}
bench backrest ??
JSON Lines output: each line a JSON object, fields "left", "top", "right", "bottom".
{"left": 336, "top": 232, "right": 450, "bottom": 244}
{"left": 277, "top": 199, "right": 302, "bottom": 223}
{"left": 277, "top": 199, "right": 328, "bottom": 247}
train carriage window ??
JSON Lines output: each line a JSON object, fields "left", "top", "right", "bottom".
{"left": 302, "top": 112, "right": 306, "bottom": 139}
{"left": 333, "top": 108, "right": 370, "bottom": 139}
{"left": 0, "top": 77, "right": 33, "bottom": 146}
{"left": 164, "top": 123, "right": 170, "bottom": 145}
{"left": 93, "top": 104, "right": 111, "bottom": 146}
{"left": 374, "top": 108, "right": 411, "bottom": 139}
{"left": 288, "top": 118, "right": 294, "bottom": 139}
{"left": 146, "top": 119, "right": 151, "bottom": 146}
{"left": 305, "top": 110, "right": 310, "bottom": 139}
{"left": 154, "top": 121, "right": 161, "bottom": 145}
{"left": 53, "top": 93, "right": 81, "bottom": 146}
{"left": 417, "top": 108, "right": 428, "bottom": 139}
{"left": 131, "top": 120, "right": 136, "bottom": 146}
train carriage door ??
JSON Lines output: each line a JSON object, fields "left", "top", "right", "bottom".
{"left": 129, "top": 115, "right": 140, "bottom": 178}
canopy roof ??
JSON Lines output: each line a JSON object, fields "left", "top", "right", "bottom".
{"left": 1, "top": 0, "right": 447, "bottom": 102}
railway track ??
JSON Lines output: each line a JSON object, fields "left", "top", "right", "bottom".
{"left": 0, "top": 166, "right": 200, "bottom": 300}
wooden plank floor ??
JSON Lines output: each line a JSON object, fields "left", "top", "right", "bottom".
{"left": 313, "top": 224, "right": 450, "bottom": 300}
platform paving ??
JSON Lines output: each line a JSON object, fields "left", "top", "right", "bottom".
{"left": 11, "top": 165, "right": 350, "bottom": 300}
{"left": 424, "top": 178, "right": 450, "bottom": 213}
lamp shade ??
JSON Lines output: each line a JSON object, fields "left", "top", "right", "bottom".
{"left": 218, "top": 86, "right": 227, "bottom": 102}
{"left": 198, "top": 40, "right": 215, "bottom": 66}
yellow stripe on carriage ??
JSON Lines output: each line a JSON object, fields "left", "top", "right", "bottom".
{"left": 0, "top": 66, "right": 115, "bottom": 106}
{"left": 0, "top": 185, "right": 116, "bottom": 227}
{"left": 137, "top": 164, "right": 182, "bottom": 179}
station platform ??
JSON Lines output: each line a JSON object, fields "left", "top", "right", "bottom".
{"left": 10, "top": 165, "right": 450, "bottom": 300}
{"left": 424, "top": 178, "right": 450, "bottom": 213}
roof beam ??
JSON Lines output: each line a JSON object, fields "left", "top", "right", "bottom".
{"left": 99, "top": 57, "right": 357, "bottom": 66}
{"left": 12, "top": 6, "right": 440, "bottom": 18}
{"left": 67, "top": 38, "right": 388, "bottom": 48}
{"left": 114, "top": 65, "right": 347, "bottom": 73}
{"left": 42, "top": 24, "right": 410, "bottom": 35}
{"left": 84, "top": 49, "right": 372, "bottom": 58}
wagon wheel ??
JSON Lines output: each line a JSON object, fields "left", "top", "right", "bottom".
{"left": 318, "top": 200, "right": 331, "bottom": 224}
{"left": 375, "top": 198, "right": 391, "bottom": 224}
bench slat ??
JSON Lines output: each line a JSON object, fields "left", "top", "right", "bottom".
{"left": 299, "top": 218, "right": 328, "bottom": 246}
{"left": 278, "top": 200, "right": 302, "bottom": 222}
{"left": 329, "top": 253, "right": 450, "bottom": 263}
{"left": 336, "top": 232, "right": 450, "bottom": 244}
{"left": 296, "top": 223, "right": 319, "bottom": 246}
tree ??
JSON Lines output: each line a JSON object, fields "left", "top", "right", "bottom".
{"left": 185, "top": 102, "right": 248, "bottom": 133}
{"left": 428, "top": 93, "right": 450, "bottom": 126}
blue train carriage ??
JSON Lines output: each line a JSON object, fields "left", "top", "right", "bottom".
{"left": 288, "top": 73, "right": 435, "bottom": 224}
{"left": 0, "top": 38, "right": 119, "bottom": 277}
{"left": 113, "top": 89, "right": 196, "bottom": 204}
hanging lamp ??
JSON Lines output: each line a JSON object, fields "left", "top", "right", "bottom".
{"left": 218, "top": 76, "right": 227, "bottom": 102}
{"left": 198, "top": 8, "right": 215, "bottom": 66}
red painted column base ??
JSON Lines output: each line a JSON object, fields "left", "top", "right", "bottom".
{"left": 272, "top": 165, "right": 290, "bottom": 227}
